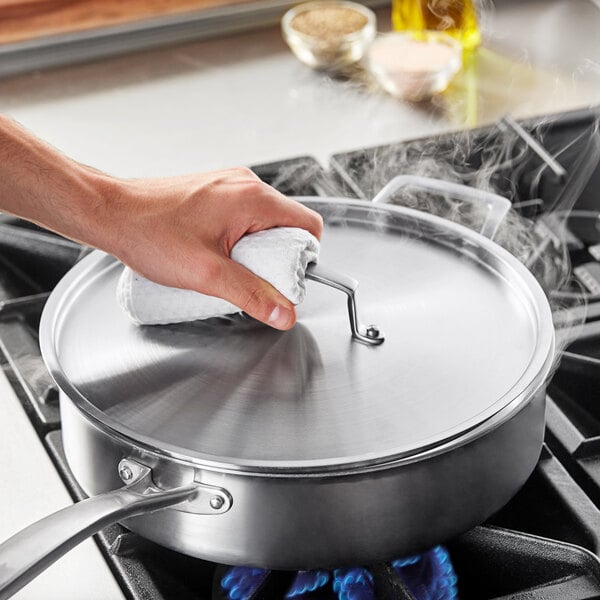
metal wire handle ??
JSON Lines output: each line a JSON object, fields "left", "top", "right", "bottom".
{"left": 305, "top": 264, "right": 384, "bottom": 346}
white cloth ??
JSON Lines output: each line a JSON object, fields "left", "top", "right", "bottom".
{"left": 117, "top": 227, "right": 320, "bottom": 325}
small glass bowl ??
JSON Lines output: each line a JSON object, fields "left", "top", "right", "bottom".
{"left": 366, "top": 31, "right": 462, "bottom": 101}
{"left": 282, "top": 1, "right": 377, "bottom": 72}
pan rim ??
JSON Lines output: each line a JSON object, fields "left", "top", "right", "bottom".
{"left": 40, "top": 197, "right": 555, "bottom": 476}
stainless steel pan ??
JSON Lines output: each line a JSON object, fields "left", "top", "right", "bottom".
{"left": 0, "top": 177, "right": 555, "bottom": 599}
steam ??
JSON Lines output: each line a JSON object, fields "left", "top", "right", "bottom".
{"left": 376, "top": 120, "right": 600, "bottom": 362}
{"left": 270, "top": 114, "right": 600, "bottom": 363}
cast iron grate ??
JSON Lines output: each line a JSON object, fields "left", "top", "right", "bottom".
{"left": 250, "top": 156, "right": 347, "bottom": 198}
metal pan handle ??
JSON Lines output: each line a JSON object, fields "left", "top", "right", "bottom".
{"left": 372, "top": 175, "right": 511, "bottom": 240}
{"left": 0, "top": 459, "right": 224, "bottom": 599}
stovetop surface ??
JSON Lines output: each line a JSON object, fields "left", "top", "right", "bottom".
{"left": 1, "top": 107, "right": 600, "bottom": 600}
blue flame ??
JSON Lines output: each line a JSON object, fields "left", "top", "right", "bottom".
{"left": 287, "top": 570, "right": 330, "bottom": 597}
{"left": 221, "top": 567, "right": 330, "bottom": 600}
{"left": 391, "top": 546, "right": 459, "bottom": 600}
{"left": 333, "top": 567, "right": 374, "bottom": 600}
{"left": 221, "top": 567, "right": 268, "bottom": 600}
{"left": 220, "top": 545, "right": 458, "bottom": 600}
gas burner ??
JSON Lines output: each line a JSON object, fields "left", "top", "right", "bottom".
{"left": 216, "top": 546, "right": 457, "bottom": 600}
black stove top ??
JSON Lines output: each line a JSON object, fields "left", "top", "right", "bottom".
{"left": 1, "top": 107, "right": 600, "bottom": 600}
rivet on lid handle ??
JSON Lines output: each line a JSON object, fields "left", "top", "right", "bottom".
{"left": 305, "top": 263, "right": 384, "bottom": 346}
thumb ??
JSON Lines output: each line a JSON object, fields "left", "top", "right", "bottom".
{"left": 212, "top": 258, "right": 297, "bottom": 330}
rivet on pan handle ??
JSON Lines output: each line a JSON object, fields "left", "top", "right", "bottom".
{"left": 118, "top": 459, "right": 232, "bottom": 515}
{"left": 0, "top": 459, "right": 230, "bottom": 600}
{"left": 306, "top": 263, "right": 384, "bottom": 346}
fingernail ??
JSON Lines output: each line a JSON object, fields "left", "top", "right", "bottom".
{"left": 268, "top": 305, "right": 294, "bottom": 330}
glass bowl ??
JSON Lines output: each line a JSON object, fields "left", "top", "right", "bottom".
{"left": 366, "top": 31, "right": 462, "bottom": 101}
{"left": 282, "top": 1, "right": 377, "bottom": 72}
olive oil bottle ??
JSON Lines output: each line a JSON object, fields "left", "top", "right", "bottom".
{"left": 392, "top": 0, "right": 481, "bottom": 51}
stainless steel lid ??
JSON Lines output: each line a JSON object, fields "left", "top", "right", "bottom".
{"left": 40, "top": 198, "right": 555, "bottom": 474}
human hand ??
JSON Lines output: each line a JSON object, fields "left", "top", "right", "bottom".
{"left": 0, "top": 116, "right": 321, "bottom": 329}
{"left": 101, "top": 168, "right": 323, "bottom": 330}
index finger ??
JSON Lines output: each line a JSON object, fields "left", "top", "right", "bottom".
{"left": 247, "top": 188, "right": 324, "bottom": 240}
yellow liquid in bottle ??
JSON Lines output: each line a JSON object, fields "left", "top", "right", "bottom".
{"left": 392, "top": 0, "right": 481, "bottom": 51}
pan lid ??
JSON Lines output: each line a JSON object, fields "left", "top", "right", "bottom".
{"left": 40, "top": 198, "right": 554, "bottom": 475}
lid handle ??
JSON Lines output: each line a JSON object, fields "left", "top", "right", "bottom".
{"left": 372, "top": 175, "right": 511, "bottom": 240}
{"left": 305, "top": 264, "right": 384, "bottom": 346}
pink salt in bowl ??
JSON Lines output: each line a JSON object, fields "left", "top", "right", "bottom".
{"left": 366, "top": 31, "right": 462, "bottom": 101}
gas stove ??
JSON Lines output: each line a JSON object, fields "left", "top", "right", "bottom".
{"left": 1, "top": 106, "right": 600, "bottom": 600}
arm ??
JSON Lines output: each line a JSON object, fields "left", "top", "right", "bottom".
{"left": 0, "top": 115, "right": 323, "bottom": 329}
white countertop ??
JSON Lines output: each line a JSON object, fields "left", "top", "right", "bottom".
{"left": 0, "top": 369, "right": 125, "bottom": 599}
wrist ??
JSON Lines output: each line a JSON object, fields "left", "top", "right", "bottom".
{"left": 75, "top": 167, "right": 130, "bottom": 256}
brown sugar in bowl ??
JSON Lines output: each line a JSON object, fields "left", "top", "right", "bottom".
{"left": 282, "top": 1, "right": 376, "bottom": 71}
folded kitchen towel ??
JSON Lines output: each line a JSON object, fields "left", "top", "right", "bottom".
{"left": 117, "top": 227, "right": 320, "bottom": 325}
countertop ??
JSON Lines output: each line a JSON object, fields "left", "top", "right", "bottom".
{"left": 0, "top": 369, "right": 125, "bottom": 599}
{"left": 0, "top": 0, "right": 598, "bottom": 177}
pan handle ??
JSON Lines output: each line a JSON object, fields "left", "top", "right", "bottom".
{"left": 372, "top": 175, "right": 511, "bottom": 240}
{"left": 0, "top": 461, "right": 197, "bottom": 600}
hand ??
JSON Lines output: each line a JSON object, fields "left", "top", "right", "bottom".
{"left": 0, "top": 116, "right": 322, "bottom": 329}
{"left": 102, "top": 168, "right": 323, "bottom": 330}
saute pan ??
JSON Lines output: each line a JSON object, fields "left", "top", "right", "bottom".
{"left": 0, "top": 176, "right": 555, "bottom": 599}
